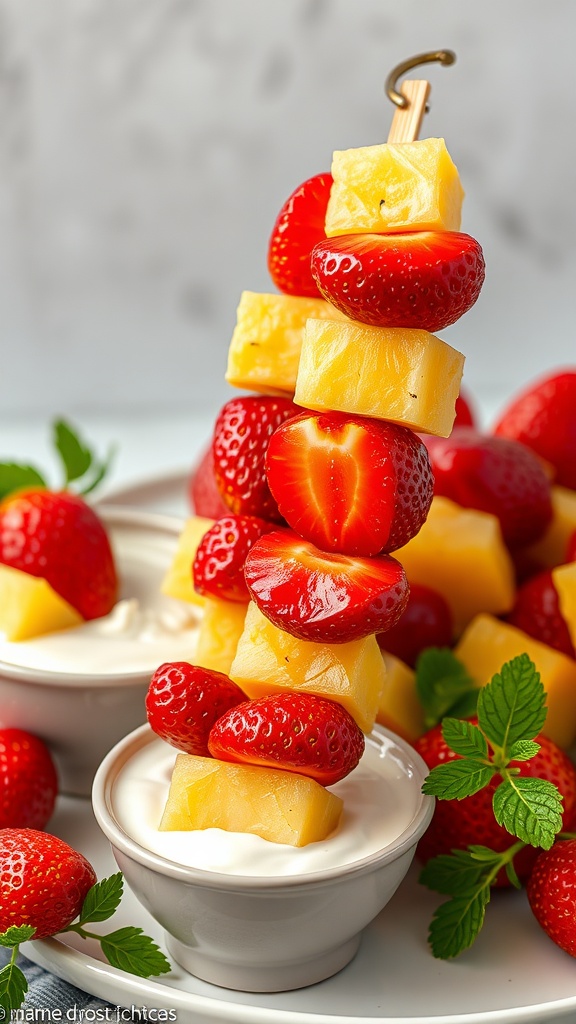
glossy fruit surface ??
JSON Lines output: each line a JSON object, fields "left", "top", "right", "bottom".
{"left": 0, "top": 729, "right": 58, "bottom": 830}
{"left": 376, "top": 583, "right": 453, "bottom": 667}
{"left": 268, "top": 172, "right": 333, "bottom": 297}
{"left": 146, "top": 662, "right": 246, "bottom": 756}
{"left": 189, "top": 445, "right": 228, "bottom": 518}
{"left": 453, "top": 390, "right": 476, "bottom": 428}
{"left": 506, "top": 569, "right": 575, "bottom": 659}
{"left": 527, "top": 839, "right": 576, "bottom": 957}
{"left": 193, "top": 514, "right": 275, "bottom": 602}
{"left": 208, "top": 692, "right": 365, "bottom": 786}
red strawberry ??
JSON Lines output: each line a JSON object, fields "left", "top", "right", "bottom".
{"left": 416, "top": 722, "right": 576, "bottom": 887}
{"left": 146, "top": 662, "right": 246, "bottom": 756}
{"left": 454, "top": 389, "right": 476, "bottom": 429}
{"left": 506, "top": 569, "right": 575, "bottom": 659}
{"left": 527, "top": 839, "right": 576, "bottom": 956}
{"left": 189, "top": 445, "right": 228, "bottom": 518}
{"left": 0, "top": 490, "right": 118, "bottom": 620}
{"left": 208, "top": 692, "right": 365, "bottom": 786}
{"left": 310, "top": 231, "right": 485, "bottom": 332}
{"left": 266, "top": 412, "right": 433, "bottom": 556}
{"left": 212, "top": 396, "right": 301, "bottom": 523}
{"left": 423, "top": 427, "right": 552, "bottom": 548}
{"left": 268, "top": 173, "right": 333, "bottom": 297}
{"left": 0, "top": 829, "right": 96, "bottom": 937}
{"left": 193, "top": 513, "right": 276, "bottom": 602}
{"left": 0, "top": 729, "right": 58, "bottom": 830}
{"left": 568, "top": 531, "right": 576, "bottom": 562}
{"left": 376, "top": 584, "right": 453, "bottom": 667}
{"left": 244, "top": 530, "right": 408, "bottom": 644}
{"left": 493, "top": 370, "right": 576, "bottom": 490}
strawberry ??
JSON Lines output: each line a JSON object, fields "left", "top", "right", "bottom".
{"left": 0, "top": 489, "right": 118, "bottom": 620}
{"left": 423, "top": 427, "right": 553, "bottom": 548}
{"left": 568, "top": 531, "right": 576, "bottom": 562}
{"left": 493, "top": 370, "right": 576, "bottom": 490}
{"left": 453, "top": 389, "right": 476, "bottom": 429}
{"left": 0, "top": 729, "right": 58, "bottom": 830}
{"left": 212, "top": 396, "right": 301, "bottom": 523}
{"left": 416, "top": 721, "right": 576, "bottom": 887}
{"left": 244, "top": 530, "right": 408, "bottom": 644}
{"left": 193, "top": 513, "right": 276, "bottom": 602}
{"left": 267, "top": 172, "right": 333, "bottom": 297}
{"left": 527, "top": 839, "right": 576, "bottom": 957}
{"left": 146, "top": 662, "right": 246, "bottom": 756}
{"left": 310, "top": 231, "right": 485, "bottom": 332}
{"left": 208, "top": 692, "right": 365, "bottom": 786}
{"left": 266, "top": 412, "right": 433, "bottom": 556}
{"left": 0, "top": 828, "right": 96, "bottom": 937}
{"left": 189, "top": 444, "right": 228, "bottom": 518}
{"left": 506, "top": 569, "right": 575, "bottom": 659}
{"left": 376, "top": 583, "right": 453, "bottom": 667}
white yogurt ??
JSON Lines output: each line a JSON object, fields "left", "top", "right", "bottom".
{"left": 0, "top": 514, "right": 201, "bottom": 675}
{"left": 111, "top": 730, "right": 422, "bottom": 877}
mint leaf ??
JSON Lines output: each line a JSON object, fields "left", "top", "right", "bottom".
{"left": 53, "top": 419, "right": 93, "bottom": 485}
{"left": 441, "top": 718, "right": 488, "bottom": 760}
{"left": 477, "top": 655, "right": 547, "bottom": 752}
{"left": 509, "top": 739, "right": 541, "bottom": 762}
{"left": 427, "top": 887, "right": 491, "bottom": 959}
{"left": 419, "top": 847, "right": 497, "bottom": 896}
{"left": 422, "top": 759, "right": 494, "bottom": 800}
{"left": 0, "top": 463, "right": 46, "bottom": 500}
{"left": 415, "top": 648, "right": 477, "bottom": 729}
{"left": 100, "top": 927, "right": 171, "bottom": 978}
{"left": 79, "top": 444, "right": 116, "bottom": 497}
{"left": 493, "top": 776, "right": 563, "bottom": 849}
{"left": 0, "top": 960, "right": 28, "bottom": 1012}
{"left": 79, "top": 873, "right": 123, "bottom": 924}
{"left": 0, "top": 926, "right": 35, "bottom": 947}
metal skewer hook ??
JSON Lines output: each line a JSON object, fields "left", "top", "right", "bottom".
{"left": 385, "top": 49, "right": 456, "bottom": 109}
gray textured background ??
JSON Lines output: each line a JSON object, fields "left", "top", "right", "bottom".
{"left": 1, "top": 0, "right": 575, "bottom": 422}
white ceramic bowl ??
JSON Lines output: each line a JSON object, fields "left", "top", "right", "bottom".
{"left": 92, "top": 722, "right": 434, "bottom": 993}
{"left": 0, "top": 508, "right": 200, "bottom": 796}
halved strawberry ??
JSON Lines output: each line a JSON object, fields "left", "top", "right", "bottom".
{"left": 193, "top": 513, "right": 276, "bottom": 602}
{"left": 244, "top": 530, "right": 408, "bottom": 644}
{"left": 265, "top": 411, "right": 433, "bottom": 556}
{"left": 208, "top": 692, "right": 365, "bottom": 786}
{"left": 310, "top": 231, "right": 485, "bottom": 332}
{"left": 267, "top": 172, "right": 333, "bottom": 297}
{"left": 506, "top": 569, "right": 575, "bottom": 659}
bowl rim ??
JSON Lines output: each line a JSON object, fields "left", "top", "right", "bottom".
{"left": 0, "top": 506, "right": 188, "bottom": 687}
{"left": 92, "top": 721, "right": 435, "bottom": 892}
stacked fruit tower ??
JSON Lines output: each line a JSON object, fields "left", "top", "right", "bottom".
{"left": 156, "top": 70, "right": 488, "bottom": 845}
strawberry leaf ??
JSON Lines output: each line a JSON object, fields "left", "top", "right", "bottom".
{"left": 477, "top": 654, "right": 547, "bottom": 753}
{"left": 441, "top": 718, "right": 488, "bottom": 760}
{"left": 0, "top": 926, "right": 35, "bottom": 947}
{"left": 0, "top": 464, "right": 46, "bottom": 500}
{"left": 415, "top": 648, "right": 477, "bottom": 729}
{"left": 99, "top": 927, "right": 171, "bottom": 978}
{"left": 0, "top": 959, "right": 28, "bottom": 1013}
{"left": 492, "top": 776, "right": 563, "bottom": 849}
{"left": 53, "top": 419, "right": 93, "bottom": 485}
{"left": 79, "top": 872, "right": 123, "bottom": 924}
{"left": 422, "top": 760, "right": 494, "bottom": 800}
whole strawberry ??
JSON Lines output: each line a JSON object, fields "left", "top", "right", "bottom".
{"left": 453, "top": 389, "right": 476, "bottom": 429}
{"left": 0, "top": 829, "right": 96, "bottom": 937}
{"left": 0, "top": 729, "right": 58, "bottom": 830}
{"left": 527, "top": 839, "right": 576, "bottom": 957}
{"left": 146, "top": 662, "right": 246, "bottom": 756}
{"left": 506, "top": 569, "right": 575, "bottom": 659}
{"left": 208, "top": 692, "right": 365, "bottom": 786}
{"left": 212, "top": 396, "right": 301, "bottom": 523}
{"left": 376, "top": 583, "right": 453, "bottom": 667}
{"left": 193, "top": 513, "right": 276, "bottom": 602}
{"left": 268, "top": 172, "right": 333, "bottom": 297}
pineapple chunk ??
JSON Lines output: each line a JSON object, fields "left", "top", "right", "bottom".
{"left": 229, "top": 602, "right": 385, "bottom": 733}
{"left": 552, "top": 562, "right": 576, "bottom": 651}
{"left": 325, "top": 138, "right": 464, "bottom": 237}
{"left": 226, "top": 291, "right": 347, "bottom": 395}
{"left": 454, "top": 614, "right": 576, "bottom": 750}
{"left": 160, "top": 753, "right": 343, "bottom": 847}
{"left": 0, "top": 564, "right": 83, "bottom": 641}
{"left": 161, "top": 515, "right": 214, "bottom": 607}
{"left": 195, "top": 596, "right": 249, "bottom": 674}
{"left": 394, "top": 497, "right": 515, "bottom": 636}
{"left": 525, "top": 486, "right": 576, "bottom": 569}
{"left": 294, "top": 318, "right": 464, "bottom": 436}
{"left": 376, "top": 652, "right": 425, "bottom": 744}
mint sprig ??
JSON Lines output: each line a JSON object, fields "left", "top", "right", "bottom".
{"left": 0, "top": 419, "right": 114, "bottom": 501}
{"left": 415, "top": 647, "right": 478, "bottom": 729}
{"left": 0, "top": 873, "right": 170, "bottom": 1012}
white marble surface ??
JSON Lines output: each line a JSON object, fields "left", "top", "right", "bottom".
{"left": 0, "top": 0, "right": 575, "bottom": 422}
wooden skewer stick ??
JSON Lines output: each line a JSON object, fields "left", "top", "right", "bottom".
{"left": 386, "top": 79, "right": 431, "bottom": 144}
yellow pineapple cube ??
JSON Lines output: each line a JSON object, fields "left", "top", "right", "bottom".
{"left": 225, "top": 291, "right": 347, "bottom": 395}
{"left": 454, "top": 614, "right": 576, "bottom": 750}
{"left": 160, "top": 753, "right": 343, "bottom": 847}
{"left": 525, "top": 487, "right": 576, "bottom": 569}
{"left": 552, "top": 562, "right": 576, "bottom": 651}
{"left": 325, "top": 138, "right": 464, "bottom": 237}
{"left": 394, "top": 497, "right": 515, "bottom": 636}
{"left": 0, "top": 564, "right": 83, "bottom": 641}
{"left": 229, "top": 602, "right": 385, "bottom": 733}
{"left": 161, "top": 516, "right": 214, "bottom": 607}
{"left": 376, "top": 652, "right": 425, "bottom": 744}
{"left": 195, "top": 596, "right": 249, "bottom": 674}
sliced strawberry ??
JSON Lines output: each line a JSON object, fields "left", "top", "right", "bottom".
{"left": 212, "top": 396, "right": 301, "bottom": 523}
{"left": 423, "top": 427, "right": 553, "bottom": 548}
{"left": 244, "top": 530, "right": 408, "bottom": 644}
{"left": 506, "top": 569, "right": 575, "bottom": 659}
{"left": 310, "top": 231, "right": 485, "bottom": 332}
{"left": 193, "top": 513, "right": 276, "bottom": 602}
{"left": 189, "top": 444, "right": 228, "bottom": 518}
{"left": 376, "top": 583, "right": 453, "bottom": 667}
{"left": 208, "top": 692, "right": 365, "bottom": 786}
{"left": 146, "top": 662, "right": 246, "bottom": 756}
{"left": 268, "top": 173, "right": 333, "bottom": 297}
{"left": 493, "top": 370, "right": 576, "bottom": 490}
{"left": 266, "top": 412, "right": 432, "bottom": 556}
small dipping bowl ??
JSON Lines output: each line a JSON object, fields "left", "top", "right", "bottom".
{"left": 92, "top": 722, "right": 434, "bottom": 993}
{"left": 0, "top": 508, "right": 200, "bottom": 796}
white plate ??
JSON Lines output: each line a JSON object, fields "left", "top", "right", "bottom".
{"left": 22, "top": 793, "right": 576, "bottom": 1024}
{"left": 100, "top": 469, "right": 192, "bottom": 519}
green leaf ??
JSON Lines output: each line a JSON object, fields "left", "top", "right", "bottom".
{"left": 0, "top": 925, "right": 35, "bottom": 947}
{"left": 100, "top": 927, "right": 171, "bottom": 978}
{"left": 0, "top": 960, "right": 28, "bottom": 1013}
{"left": 415, "top": 648, "right": 477, "bottom": 729}
{"left": 422, "top": 759, "right": 495, "bottom": 800}
{"left": 0, "top": 463, "right": 46, "bottom": 500}
{"left": 419, "top": 848, "right": 496, "bottom": 896}
{"left": 427, "top": 888, "right": 491, "bottom": 959}
{"left": 493, "top": 776, "right": 563, "bottom": 849}
{"left": 53, "top": 419, "right": 93, "bottom": 485}
{"left": 79, "top": 873, "right": 123, "bottom": 925}
{"left": 509, "top": 739, "right": 541, "bottom": 762}
{"left": 441, "top": 718, "right": 489, "bottom": 759}
{"left": 477, "top": 654, "right": 547, "bottom": 753}
{"left": 78, "top": 444, "right": 116, "bottom": 497}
